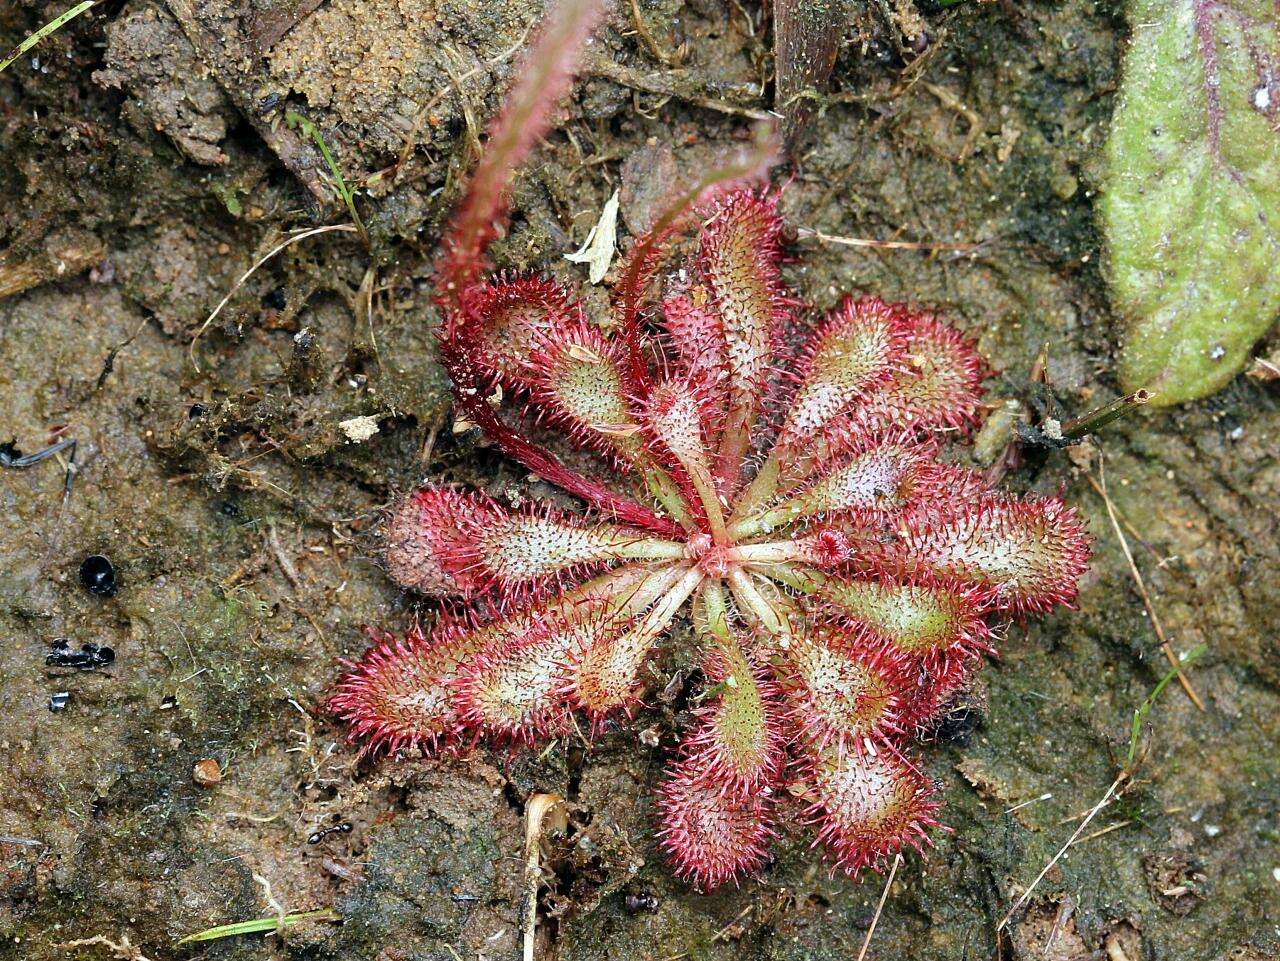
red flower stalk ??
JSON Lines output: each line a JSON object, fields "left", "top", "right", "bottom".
{"left": 330, "top": 0, "right": 1091, "bottom": 893}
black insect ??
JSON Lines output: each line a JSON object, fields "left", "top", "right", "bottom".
{"left": 1, "top": 437, "right": 77, "bottom": 499}
{"left": 48, "top": 692, "right": 71, "bottom": 712}
{"left": 80, "top": 555, "right": 118, "bottom": 597}
{"left": 308, "top": 821, "right": 353, "bottom": 844}
{"left": 934, "top": 705, "right": 981, "bottom": 745}
{"left": 623, "top": 888, "right": 660, "bottom": 913}
{"left": 46, "top": 639, "right": 115, "bottom": 671}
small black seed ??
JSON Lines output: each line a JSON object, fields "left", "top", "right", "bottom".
{"left": 80, "top": 555, "right": 117, "bottom": 597}
{"left": 49, "top": 692, "right": 71, "bottom": 712}
{"left": 188, "top": 403, "right": 208, "bottom": 419}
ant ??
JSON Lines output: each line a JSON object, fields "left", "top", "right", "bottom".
{"left": 307, "top": 821, "right": 353, "bottom": 844}
{"left": 45, "top": 639, "right": 115, "bottom": 672}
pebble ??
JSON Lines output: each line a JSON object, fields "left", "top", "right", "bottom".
{"left": 192, "top": 759, "right": 222, "bottom": 787}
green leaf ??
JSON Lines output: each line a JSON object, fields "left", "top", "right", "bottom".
{"left": 1101, "top": 0, "right": 1280, "bottom": 406}
{"left": 175, "top": 908, "right": 339, "bottom": 946}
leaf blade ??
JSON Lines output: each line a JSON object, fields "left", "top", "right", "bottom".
{"left": 1102, "top": 0, "right": 1280, "bottom": 405}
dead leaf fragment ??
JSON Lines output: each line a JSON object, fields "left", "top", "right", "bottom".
{"left": 565, "top": 190, "right": 620, "bottom": 284}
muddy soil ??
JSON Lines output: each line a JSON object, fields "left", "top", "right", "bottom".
{"left": 2, "top": 1, "right": 1277, "bottom": 959}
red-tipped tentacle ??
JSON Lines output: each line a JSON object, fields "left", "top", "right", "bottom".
{"left": 437, "top": 332, "right": 684, "bottom": 536}
{"left": 698, "top": 188, "right": 793, "bottom": 492}
{"left": 565, "top": 564, "right": 704, "bottom": 721}
{"left": 796, "top": 742, "right": 940, "bottom": 878}
{"left": 385, "top": 486, "right": 686, "bottom": 602}
{"left": 656, "top": 749, "right": 778, "bottom": 892}
{"left": 884, "top": 493, "right": 1092, "bottom": 615}
{"left": 843, "top": 307, "right": 989, "bottom": 436}
{"left": 328, "top": 620, "right": 487, "bottom": 757}
{"left": 776, "top": 622, "right": 918, "bottom": 755}
{"left": 729, "top": 431, "right": 939, "bottom": 539}
{"left": 614, "top": 138, "right": 779, "bottom": 408}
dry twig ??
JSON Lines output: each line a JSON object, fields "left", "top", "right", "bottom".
{"left": 628, "top": 0, "right": 679, "bottom": 65}
{"left": 58, "top": 934, "right": 152, "bottom": 961}
{"left": 857, "top": 853, "right": 902, "bottom": 961}
{"left": 923, "top": 81, "right": 982, "bottom": 162}
{"left": 796, "top": 225, "right": 985, "bottom": 253}
{"left": 997, "top": 774, "right": 1126, "bottom": 932}
{"left": 1093, "top": 457, "right": 1205, "bottom": 710}
{"left": 586, "top": 57, "right": 771, "bottom": 120}
{"left": 190, "top": 225, "right": 359, "bottom": 371}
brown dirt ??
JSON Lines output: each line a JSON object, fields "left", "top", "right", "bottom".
{"left": 2, "top": 1, "right": 1278, "bottom": 960}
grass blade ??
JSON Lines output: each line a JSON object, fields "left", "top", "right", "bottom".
{"left": 1127, "top": 644, "right": 1207, "bottom": 768}
{"left": 1, "top": 0, "right": 96, "bottom": 75}
{"left": 175, "top": 908, "right": 340, "bottom": 946}
{"left": 285, "top": 111, "right": 367, "bottom": 243}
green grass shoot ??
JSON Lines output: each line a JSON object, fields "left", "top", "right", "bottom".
{"left": 285, "top": 110, "right": 368, "bottom": 243}
{"left": 1127, "top": 644, "right": 1208, "bottom": 769}
{"left": 175, "top": 907, "right": 340, "bottom": 946}
{"left": 1, "top": 0, "right": 96, "bottom": 75}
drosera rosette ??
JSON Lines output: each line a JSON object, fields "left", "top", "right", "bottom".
{"left": 328, "top": 0, "right": 1091, "bottom": 893}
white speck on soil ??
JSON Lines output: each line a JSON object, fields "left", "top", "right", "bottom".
{"left": 340, "top": 415, "right": 381, "bottom": 443}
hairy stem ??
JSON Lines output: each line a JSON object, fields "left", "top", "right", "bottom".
{"left": 623, "top": 565, "right": 705, "bottom": 651}
{"left": 437, "top": 0, "right": 607, "bottom": 297}
{"left": 694, "top": 578, "right": 734, "bottom": 640}
{"left": 610, "top": 538, "right": 693, "bottom": 562}
{"left": 728, "top": 502, "right": 803, "bottom": 540}
{"left": 752, "top": 560, "right": 819, "bottom": 593}
{"left": 693, "top": 583, "right": 756, "bottom": 696}
{"left": 684, "top": 461, "right": 730, "bottom": 544}
{"left": 606, "top": 562, "right": 691, "bottom": 616}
